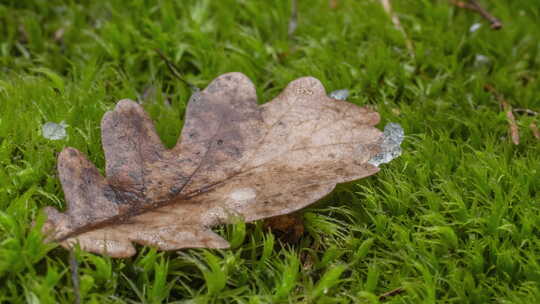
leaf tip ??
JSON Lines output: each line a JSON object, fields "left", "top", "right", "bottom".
{"left": 115, "top": 98, "right": 140, "bottom": 110}
{"left": 205, "top": 72, "right": 257, "bottom": 99}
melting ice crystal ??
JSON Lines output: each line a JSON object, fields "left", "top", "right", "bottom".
{"left": 368, "top": 123, "right": 404, "bottom": 167}
{"left": 329, "top": 89, "right": 350, "bottom": 101}
{"left": 42, "top": 121, "right": 67, "bottom": 140}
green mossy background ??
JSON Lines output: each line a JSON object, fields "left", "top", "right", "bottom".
{"left": 1, "top": 0, "right": 539, "bottom": 303}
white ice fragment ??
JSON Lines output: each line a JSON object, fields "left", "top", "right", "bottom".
{"left": 474, "top": 54, "right": 490, "bottom": 66}
{"left": 329, "top": 89, "right": 350, "bottom": 101}
{"left": 368, "top": 123, "right": 404, "bottom": 167}
{"left": 403, "top": 64, "right": 415, "bottom": 75}
{"left": 469, "top": 23, "right": 482, "bottom": 33}
{"left": 42, "top": 121, "right": 67, "bottom": 140}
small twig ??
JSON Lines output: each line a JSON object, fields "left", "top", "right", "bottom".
{"left": 288, "top": 0, "right": 298, "bottom": 37}
{"left": 450, "top": 0, "right": 502, "bottom": 30}
{"left": 530, "top": 122, "right": 540, "bottom": 140}
{"left": 379, "top": 287, "right": 406, "bottom": 301}
{"left": 155, "top": 49, "right": 198, "bottom": 91}
{"left": 484, "top": 84, "right": 520, "bottom": 145}
{"left": 379, "top": 0, "right": 415, "bottom": 58}
{"left": 513, "top": 108, "right": 539, "bottom": 116}
{"left": 69, "top": 250, "right": 81, "bottom": 304}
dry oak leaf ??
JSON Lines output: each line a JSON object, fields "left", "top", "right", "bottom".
{"left": 43, "top": 72, "right": 383, "bottom": 258}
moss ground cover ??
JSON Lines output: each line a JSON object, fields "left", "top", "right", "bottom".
{"left": 0, "top": 1, "right": 539, "bottom": 303}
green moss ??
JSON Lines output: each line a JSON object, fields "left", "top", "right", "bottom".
{"left": 0, "top": 0, "right": 539, "bottom": 302}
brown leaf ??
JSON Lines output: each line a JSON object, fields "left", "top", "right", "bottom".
{"left": 502, "top": 100, "right": 520, "bottom": 145}
{"left": 42, "top": 73, "right": 384, "bottom": 257}
{"left": 484, "top": 84, "right": 520, "bottom": 145}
